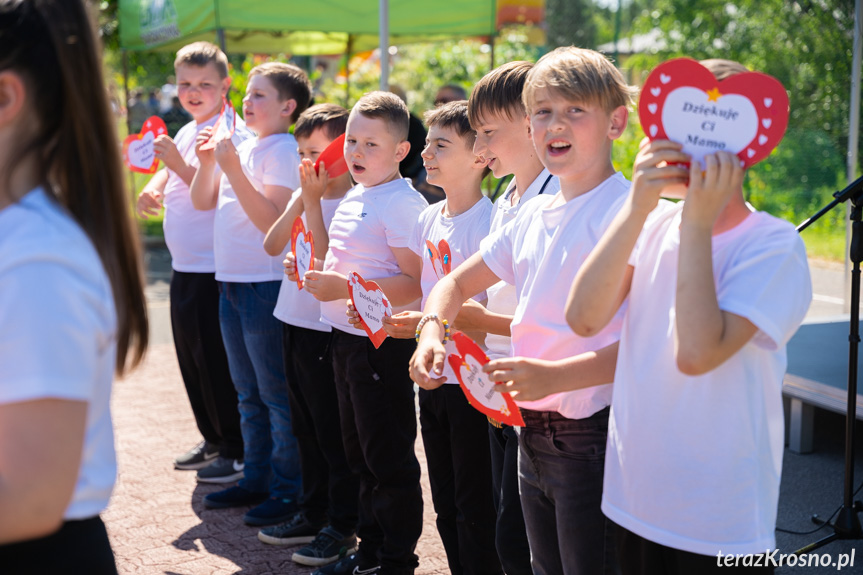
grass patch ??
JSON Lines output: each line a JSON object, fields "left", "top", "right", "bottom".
{"left": 799, "top": 218, "right": 847, "bottom": 262}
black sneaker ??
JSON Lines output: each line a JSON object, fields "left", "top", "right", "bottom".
{"left": 258, "top": 512, "right": 327, "bottom": 546}
{"left": 311, "top": 553, "right": 379, "bottom": 575}
{"left": 243, "top": 497, "right": 300, "bottom": 526}
{"left": 203, "top": 485, "right": 268, "bottom": 509}
{"left": 292, "top": 526, "right": 358, "bottom": 567}
{"left": 196, "top": 457, "right": 244, "bottom": 483}
{"left": 174, "top": 440, "right": 218, "bottom": 470}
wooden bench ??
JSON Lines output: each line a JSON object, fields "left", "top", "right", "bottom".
{"left": 783, "top": 317, "right": 863, "bottom": 454}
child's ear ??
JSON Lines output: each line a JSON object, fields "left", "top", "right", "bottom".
{"left": 281, "top": 98, "right": 298, "bottom": 120}
{"left": 607, "top": 106, "right": 628, "bottom": 141}
{"left": 395, "top": 140, "right": 411, "bottom": 163}
{"left": 523, "top": 114, "right": 532, "bottom": 140}
{"left": 0, "top": 71, "right": 26, "bottom": 129}
{"left": 473, "top": 154, "right": 490, "bottom": 170}
{"left": 219, "top": 76, "right": 231, "bottom": 98}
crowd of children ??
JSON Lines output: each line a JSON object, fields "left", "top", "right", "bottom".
{"left": 0, "top": 3, "right": 812, "bottom": 571}
{"left": 138, "top": 39, "right": 812, "bottom": 575}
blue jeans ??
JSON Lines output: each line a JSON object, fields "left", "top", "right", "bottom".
{"left": 219, "top": 281, "right": 300, "bottom": 499}
{"left": 518, "top": 407, "right": 617, "bottom": 575}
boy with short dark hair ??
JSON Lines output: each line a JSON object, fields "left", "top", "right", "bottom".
{"left": 465, "top": 60, "right": 559, "bottom": 575}
{"left": 258, "top": 103, "right": 360, "bottom": 568}
{"left": 379, "top": 100, "right": 500, "bottom": 575}
{"left": 567, "top": 59, "right": 812, "bottom": 573}
{"left": 135, "top": 41, "right": 247, "bottom": 482}
{"left": 301, "top": 91, "right": 428, "bottom": 575}
{"left": 411, "top": 47, "right": 633, "bottom": 574}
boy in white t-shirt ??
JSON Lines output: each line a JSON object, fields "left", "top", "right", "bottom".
{"left": 410, "top": 47, "right": 633, "bottom": 574}
{"left": 300, "top": 92, "right": 428, "bottom": 575}
{"left": 381, "top": 100, "right": 500, "bottom": 575}
{"left": 135, "top": 42, "right": 248, "bottom": 481}
{"left": 190, "top": 62, "right": 311, "bottom": 527}
{"left": 258, "top": 104, "right": 360, "bottom": 568}
{"left": 566, "top": 59, "right": 812, "bottom": 574}
{"left": 466, "top": 60, "right": 560, "bottom": 575}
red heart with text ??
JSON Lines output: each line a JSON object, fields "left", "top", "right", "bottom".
{"left": 123, "top": 116, "right": 168, "bottom": 174}
{"left": 447, "top": 331, "right": 525, "bottom": 427}
{"left": 291, "top": 216, "right": 315, "bottom": 291}
{"left": 347, "top": 271, "right": 393, "bottom": 349}
{"left": 638, "top": 58, "right": 788, "bottom": 169}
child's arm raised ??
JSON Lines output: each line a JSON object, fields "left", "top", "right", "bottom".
{"left": 154, "top": 135, "right": 196, "bottom": 186}
{"left": 263, "top": 191, "right": 304, "bottom": 257}
{"left": 484, "top": 341, "right": 619, "bottom": 402}
{"left": 214, "top": 139, "right": 292, "bottom": 234}
{"left": 189, "top": 127, "right": 220, "bottom": 211}
{"left": 566, "top": 139, "right": 689, "bottom": 336}
{"left": 136, "top": 169, "right": 168, "bottom": 219}
{"left": 409, "top": 252, "right": 501, "bottom": 389}
{"left": 300, "top": 158, "right": 331, "bottom": 255}
{"left": 675, "top": 152, "right": 757, "bottom": 375}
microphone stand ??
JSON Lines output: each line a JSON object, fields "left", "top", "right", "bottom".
{"left": 794, "top": 174, "right": 863, "bottom": 554}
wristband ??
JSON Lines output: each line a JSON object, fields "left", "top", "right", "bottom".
{"left": 415, "top": 313, "right": 451, "bottom": 343}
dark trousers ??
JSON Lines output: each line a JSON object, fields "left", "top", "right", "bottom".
{"left": 283, "top": 323, "right": 359, "bottom": 534}
{"left": 519, "top": 407, "right": 617, "bottom": 575}
{"left": 331, "top": 330, "right": 423, "bottom": 575}
{"left": 170, "top": 271, "right": 242, "bottom": 458}
{"left": 615, "top": 523, "right": 775, "bottom": 574}
{"left": 488, "top": 423, "right": 532, "bottom": 575}
{"left": 419, "top": 386, "right": 501, "bottom": 575}
{"left": 0, "top": 516, "right": 117, "bottom": 575}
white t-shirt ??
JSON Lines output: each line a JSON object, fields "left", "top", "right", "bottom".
{"left": 215, "top": 133, "right": 300, "bottom": 282}
{"left": 273, "top": 189, "right": 343, "bottom": 332}
{"left": 163, "top": 114, "right": 251, "bottom": 273}
{"left": 409, "top": 196, "right": 493, "bottom": 384}
{"left": 485, "top": 169, "right": 560, "bottom": 360}
{"left": 480, "top": 173, "right": 628, "bottom": 418}
{"left": 321, "top": 178, "right": 428, "bottom": 334}
{"left": 0, "top": 188, "right": 117, "bottom": 520}
{"left": 602, "top": 203, "right": 812, "bottom": 556}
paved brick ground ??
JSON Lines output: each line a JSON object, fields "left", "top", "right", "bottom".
{"left": 103, "top": 342, "right": 448, "bottom": 575}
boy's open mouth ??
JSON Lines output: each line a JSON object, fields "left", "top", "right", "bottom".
{"left": 352, "top": 163, "right": 366, "bottom": 174}
{"left": 547, "top": 140, "right": 571, "bottom": 156}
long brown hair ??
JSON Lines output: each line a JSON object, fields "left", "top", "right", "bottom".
{"left": 0, "top": 0, "right": 148, "bottom": 374}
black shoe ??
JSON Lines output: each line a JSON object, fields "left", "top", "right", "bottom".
{"left": 174, "top": 440, "right": 218, "bottom": 470}
{"left": 258, "top": 512, "right": 326, "bottom": 546}
{"left": 292, "top": 526, "right": 358, "bottom": 566}
{"left": 203, "top": 486, "right": 268, "bottom": 509}
{"left": 311, "top": 553, "right": 379, "bottom": 575}
{"left": 243, "top": 497, "right": 300, "bottom": 526}
{"left": 196, "top": 457, "right": 244, "bottom": 483}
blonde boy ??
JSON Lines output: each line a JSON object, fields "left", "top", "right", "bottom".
{"left": 302, "top": 91, "right": 427, "bottom": 575}
{"left": 259, "top": 104, "right": 360, "bottom": 567}
{"left": 135, "top": 41, "right": 247, "bottom": 480}
{"left": 566, "top": 60, "right": 812, "bottom": 572}
{"left": 190, "top": 62, "right": 312, "bottom": 527}
{"left": 410, "top": 47, "right": 631, "bottom": 574}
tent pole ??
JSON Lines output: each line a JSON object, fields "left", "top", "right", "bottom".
{"left": 123, "top": 50, "right": 136, "bottom": 197}
{"left": 379, "top": 0, "right": 389, "bottom": 90}
{"left": 845, "top": 0, "right": 863, "bottom": 313}
{"left": 217, "top": 28, "right": 227, "bottom": 53}
{"left": 345, "top": 34, "right": 353, "bottom": 108}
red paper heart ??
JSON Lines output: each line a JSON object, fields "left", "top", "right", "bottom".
{"left": 122, "top": 116, "right": 168, "bottom": 174}
{"left": 314, "top": 133, "right": 349, "bottom": 179}
{"left": 346, "top": 271, "right": 393, "bottom": 349}
{"left": 290, "top": 216, "right": 315, "bottom": 291}
{"left": 638, "top": 58, "right": 789, "bottom": 169}
{"left": 424, "top": 239, "right": 452, "bottom": 279}
{"left": 199, "top": 97, "right": 237, "bottom": 151}
{"left": 447, "top": 331, "right": 525, "bottom": 427}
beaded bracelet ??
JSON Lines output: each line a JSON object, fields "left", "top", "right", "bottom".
{"left": 415, "top": 313, "right": 451, "bottom": 343}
